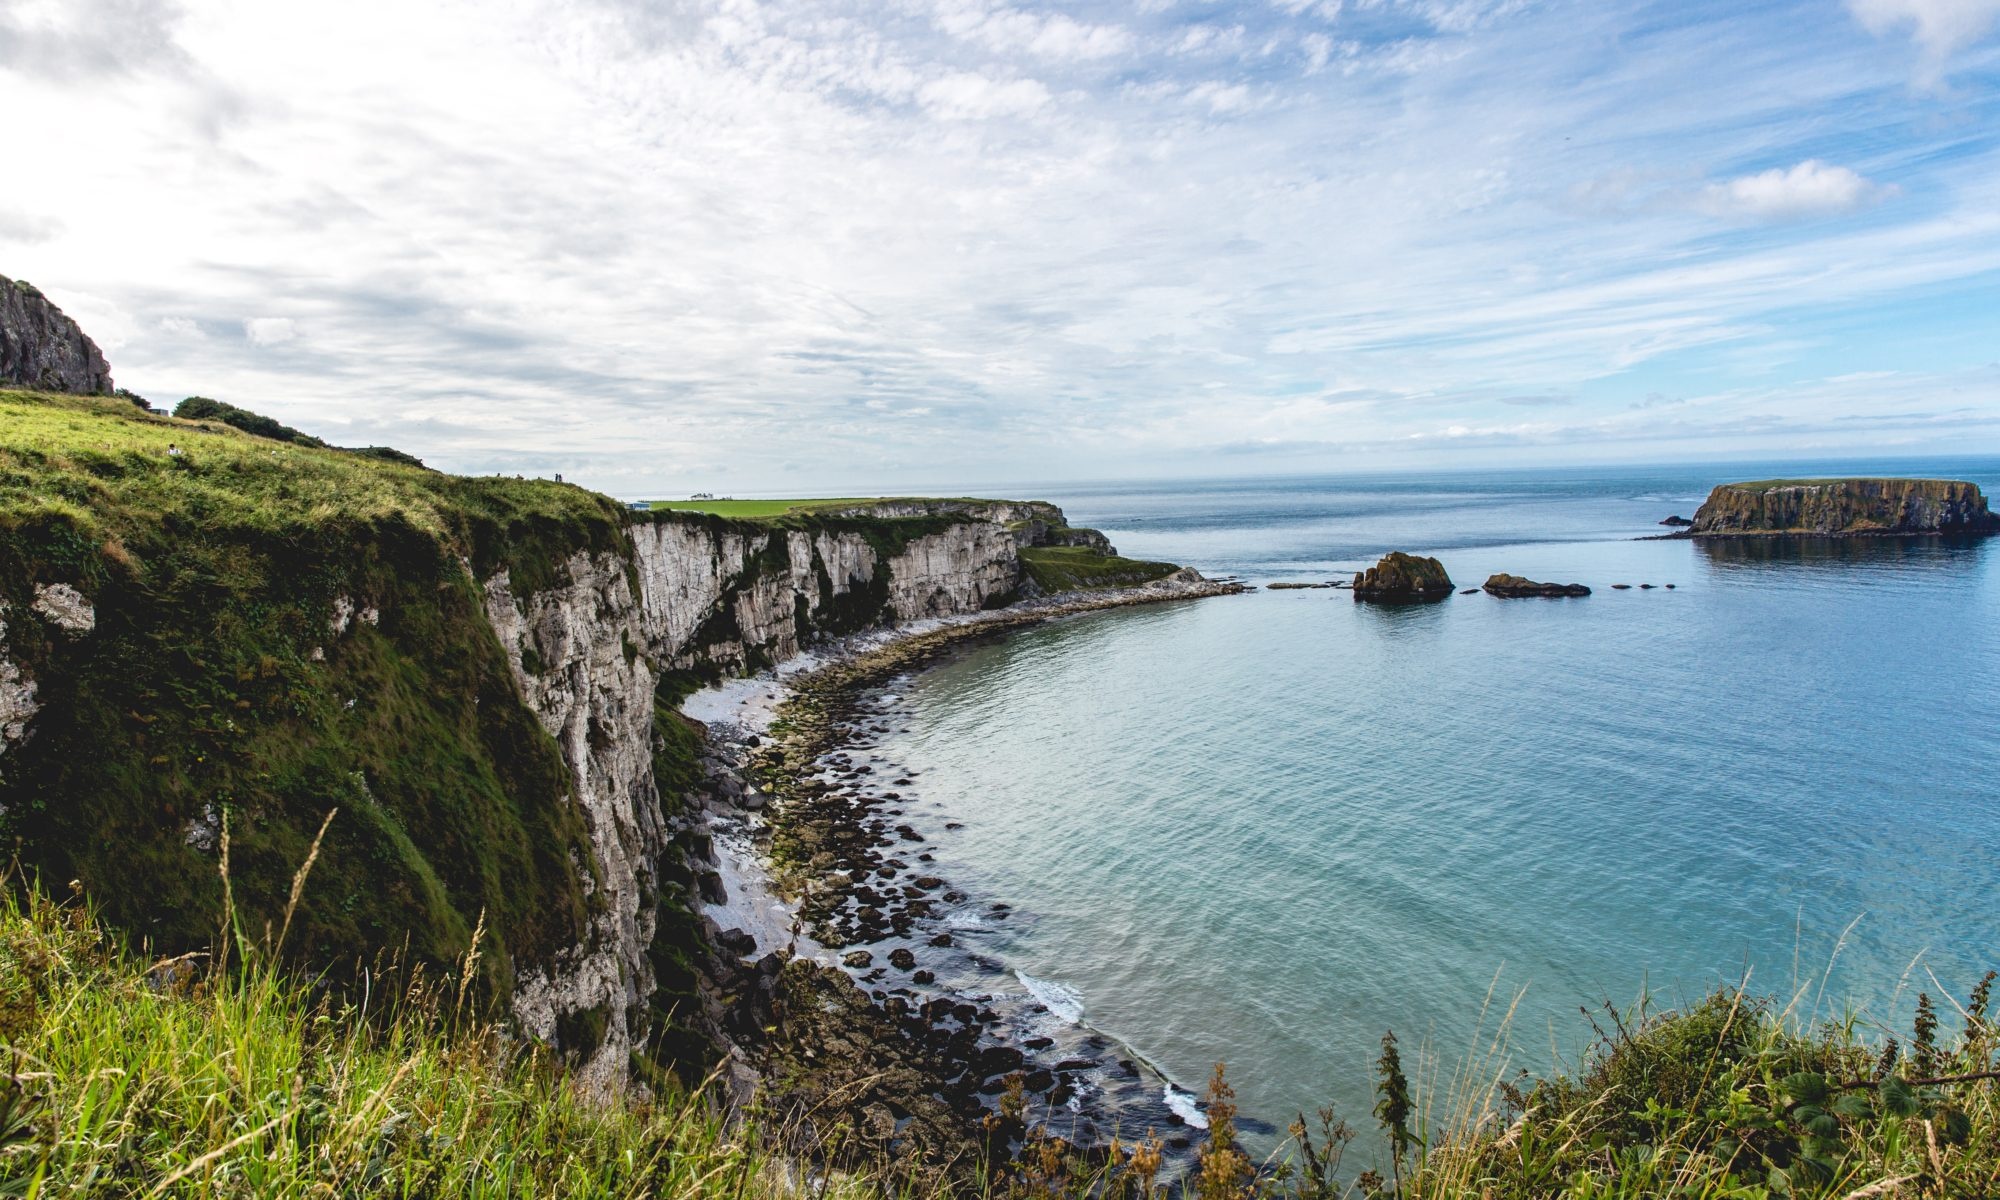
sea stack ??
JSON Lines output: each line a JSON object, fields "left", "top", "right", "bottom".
{"left": 1688, "top": 479, "right": 2000, "bottom": 537}
{"left": 1353, "top": 551, "right": 1453, "bottom": 602}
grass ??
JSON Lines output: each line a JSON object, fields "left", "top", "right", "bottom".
{"left": 0, "top": 387, "right": 621, "bottom": 1014}
{"left": 0, "top": 878, "right": 877, "bottom": 1199}
{"left": 1720, "top": 479, "right": 1964, "bottom": 492}
{"left": 643, "top": 498, "right": 1000, "bottom": 520}
{"left": 1018, "top": 546, "right": 1179, "bottom": 593}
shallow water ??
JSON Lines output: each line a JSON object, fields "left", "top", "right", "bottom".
{"left": 876, "top": 460, "right": 2000, "bottom": 1152}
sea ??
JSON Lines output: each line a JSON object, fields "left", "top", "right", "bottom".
{"left": 853, "top": 459, "right": 2000, "bottom": 1156}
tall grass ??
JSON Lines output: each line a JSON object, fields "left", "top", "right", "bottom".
{"left": 0, "top": 865, "right": 878, "bottom": 1200}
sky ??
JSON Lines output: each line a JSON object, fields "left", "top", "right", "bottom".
{"left": 4, "top": 0, "right": 2000, "bottom": 495}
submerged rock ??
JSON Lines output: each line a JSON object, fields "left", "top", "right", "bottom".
{"left": 1352, "top": 552, "right": 1453, "bottom": 602}
{"left": 1483, "top": 574, "right": 1590, "bottom": 598}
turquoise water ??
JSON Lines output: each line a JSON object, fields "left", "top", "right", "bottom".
{"left": 876, "top": 462, "right": 2000, "bottom": 1147}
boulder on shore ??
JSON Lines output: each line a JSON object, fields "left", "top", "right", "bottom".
{"left": 1483, "top": 573, "right": 1589, "bottom": 598}
{"left": 1353, "top": 552, "right": 1453, "bottom": 602}
{"left": 1689, "top": 479, "right": 2000, "bottom": 537}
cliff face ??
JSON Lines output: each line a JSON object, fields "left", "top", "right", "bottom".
{"left": 477, "top": 518, "right": 1025, "bottom": 1092}
{"left": 0, "top": 388, "right": 1137, "bottom": 1096}
{"left": 1689, "top": 479, "right": 2000, "bottom": 537}
{"left": 0, "top": 277, "right": 114, "bottom": 394}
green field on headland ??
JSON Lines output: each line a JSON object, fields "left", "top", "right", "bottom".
{"left": 647, "top": 497, "right": 986, "bottom": 518}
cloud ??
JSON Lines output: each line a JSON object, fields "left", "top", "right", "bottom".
{"left": 917, "top": 70, "right": 1051, "bottom": 118}
{"left": 0, "top": 0, "right": 1994, "bottom": 491}
{"left": 243, "top": 317, "right": 298, "bottom": 346}
{"left": 1849, "top": 0, "right": 2000, "bottom": 78}
{"left": 1697, "top": 160, "right": 1896, "bottom": 222}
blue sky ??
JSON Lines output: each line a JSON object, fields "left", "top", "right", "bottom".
{"left": 3, "top": 0, "right": 1999, "bottom": 494}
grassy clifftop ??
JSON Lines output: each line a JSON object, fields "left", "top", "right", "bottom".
{"left": 0, "top": 388, "right": 625, "bottom": 1006}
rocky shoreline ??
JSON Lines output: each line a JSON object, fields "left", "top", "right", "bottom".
{"left": 677, "top": 573, "right": 1245, "bottom": 1177}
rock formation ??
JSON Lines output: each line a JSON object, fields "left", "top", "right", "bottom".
{"left": 1352, "top": 552, "right": 1453, "bottom": 601}
{"left": 0, "top": 275, "right": 113, "bottom": 394}
{"left": 1482, "top": 574, "right": 1589, "bottom": 598}
{"left": 1689, "top": 479, "right": 2000, "bottom": 537}
{"left": 1659, "top": 515, "right": 1692, "bottom": 527}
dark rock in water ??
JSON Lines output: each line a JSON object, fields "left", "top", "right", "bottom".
{"left": 978, "top": 1045, "right": 1025, "bottom": 1075}
{"left": 1612, "top": 584, "right": 1632, "bottom": 590}
{"left": 697, "top": 871, "right": 728, "bottom": 904}
{"left": 842, "top": 950, "right": 874, "bottom": 968}
{"left": 1690, "top": 478, "right": 2000, "bottom": 536}
{"left": 717, "top": 927, "right": 757, "bottom": 956}
{"left": 1665, "top": 583, "right": 1676, "bottom": 589}
{"left": 1483, "top": 573, "right": 1589, "bottom": 598}
{"left": 0, "top": 275, "right": 115, "bottom": 394}
{"left": 1659, "top": 514, "right": 1693, "bottom": 526}
{"left": 1640, "top": 583, "right": 1655, "bottom": 589}
{"left": 912, "top": 969, "right": 935, "bottom": 985}
{"left": 888, "top": 947, "right": 917, "bottom": 970}
{"left": 928, "top": 932, "right": 953, "bottom": 947}
{"left": 1352, "top": 551, "right": 1453, "bottom": 602}
{"left": 1459, "top": 588, "right": 1479, "bottom": 595}
{"left": 1026, "top": 1036, "right": 1056, "bottom": 1050}
{"left": 1023, "top": 1068, "right": 1056, "bottom": 1092}
{"left": 1056, "top": 1058, "right": 1096, "bottom": 1072}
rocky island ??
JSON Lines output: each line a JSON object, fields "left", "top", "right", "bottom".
{"left": 1352, "top": 551, "right": 1453, "bottom": 601}
{"left": 1686, "top": 478, "right": 2000, "bottom": 537}
{"left": 1483, "top": 573, "right": 1589, "bottom": 598}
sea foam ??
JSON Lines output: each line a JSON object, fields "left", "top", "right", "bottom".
{"left": 1015, "top": 970, "right": 1085, "bottom": 1024}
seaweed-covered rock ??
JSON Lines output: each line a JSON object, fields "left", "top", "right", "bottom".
{"left": 1689, "top": 479, "right": 2000, "bottom": 537}
{"left": 0, "top": 275, "right": 113, "bottom": 394}
{"left": 1352, "top": 552, "right": 1453, "bottom": 601}
{"left": 1483, "top": 574, "right": 1590, "bottom": 598}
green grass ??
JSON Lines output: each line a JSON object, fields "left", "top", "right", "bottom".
{"left": 643, "top": 497, "right": 994, "bottom": 520}
{"left": 1018, "top": 546, "right": 1179, "bottom": 593}
{"left": 0, "top": 883, "right": 871, "bottom": 1199}
{"left": 1720, "top": 478, "right": 1955, "bottom": 492}
{"left": 0, "top": 388, "right": 623, "bottom": 1014}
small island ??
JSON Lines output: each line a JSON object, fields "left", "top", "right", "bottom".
{"left": 1353, "top": 551, "right": 1453, "bottom": 601}
{"left": 1483, "top": 573, "right": 1589, "bottom": 598}
{"left": 1686, "top": 478, "right": 2000, "bottom": 537}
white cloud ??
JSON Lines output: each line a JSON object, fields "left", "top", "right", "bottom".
{"left": 243, "top": 317, "right": 298, "bottom": 346}
{"left": 1850, "top": 0, "right": 2000, "bottom": 77}
{"left": 1697, "top": 160, "right": 1895, "bottom": 221}
{"left": 916, "top": 70, "right": 1050, "bottom": 119}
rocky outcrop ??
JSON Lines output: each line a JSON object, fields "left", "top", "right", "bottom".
{"left": 1659, "top": 515, "right": 1692, "bottom": 527}
{"left": 1483, "top": 574, "right": 1589, "bottom": 598}
{"left": 1353, "top": 551, "right": 1453, "bottom": 601}
{"left": 1689, "top": 479, "right": 2000, "bottom": 537}
{"left": 0, "top": 604, "right": 39, "bottom": 755}
{"left": 0, "top": 276, "right": 113, "bottom": 394}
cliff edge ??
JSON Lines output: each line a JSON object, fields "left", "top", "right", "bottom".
{"left": 1688, "top": 478, "right": 2000, "bottom": 537}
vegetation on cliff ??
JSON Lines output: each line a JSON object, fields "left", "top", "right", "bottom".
{"left": 0, "top": 389, "right": 634, "bottom": 1009}
{"left": 1019, "top": 546, "right": 1181, "bottom": 592}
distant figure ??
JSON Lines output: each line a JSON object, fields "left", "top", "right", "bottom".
{"left": 167, "top": 443, "right": 183, "bottom": 457}
{"left": 555, "top": 472, "right": 563, "bottom": 483}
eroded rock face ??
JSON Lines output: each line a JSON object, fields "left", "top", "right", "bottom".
{"left": 1689, "top": 479, "right": 2000, "bottom": 537}
{"left": 0, "top": 276, "right": 113, "bottom": 394}
{"left": 1353, "top": 551, "right": 1453, "bottom": 601}
{"left": 1483, "top": 574, "right": 1589, "bottom": 598}
{"left": 0, "top": 606, "right": 39, "bottom": 754}
{"left": 475, "top": 511, "right": 1033, "bottom": 1095}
